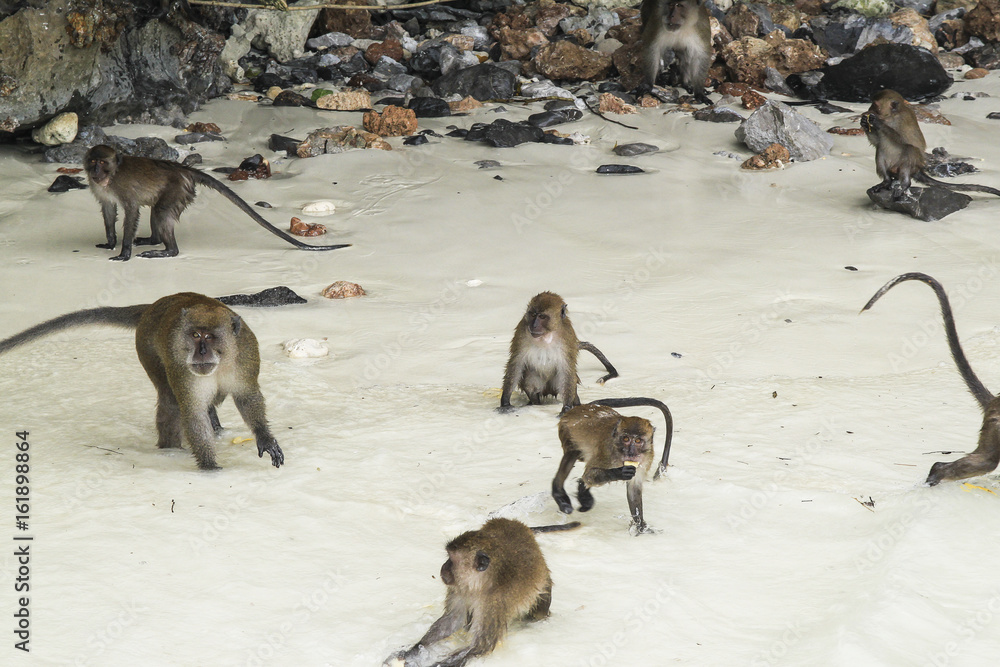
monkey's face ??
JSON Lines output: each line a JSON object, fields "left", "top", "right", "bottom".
{"left": 184, "top": 327, "right": 226, "bottom": 376}
{"left": 613, "top": 418, "right": 653, "bottom": 463}
{"left": 525, "top": 308, "right": 553, "bottom": 338}
{"left": 440, "top": 548, "right": 490, "bottom": 591}
{"left": 84, "top": 148, "right": 118, "bottom": 187}
{"left": 666, "top": 0, "right": 689, "bottom": 29}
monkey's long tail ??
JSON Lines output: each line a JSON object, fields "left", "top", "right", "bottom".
{"left": 861, "top": 272, "right": 994, "bottom": 409}
{"left": 0, "top": 306, "right": 147, "bottom": 355}
{"left": 530, "top": 522, "right": 581, "bottom": 533}
{"left": 916, "top": 172, "right": 1000, "bottom": 197}
{"left": 190, "top": 171, "right": 351, "bottom": 251}
{"left": 579, "top": 341, "right": 619, "bottom": 384}
{"left": 587, "top": 397, "right": 674, "bottom": 479}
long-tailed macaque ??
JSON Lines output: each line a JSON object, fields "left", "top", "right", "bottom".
{"left": 498, "top": 292, "right": 619, "bottom": 414}
{"left": 83, "top": 144, "right": 350, "bottom": 261}
{"left": 640, "top": 0, "right": 713, "bottom": 104}
{"left": 861, "top": 90, "right": 1000, "bottom": 200}
{"left": 862, "top": 272, "right": 1000, "bottom": 485}
{"left": 384, "top": 518, "right": 572, "bottom": 667}
{"left": 551, "top": 397, "right": 674, "bottom": 534}
{"left": 0, "top": 292, "right": 284, "bottom": 470}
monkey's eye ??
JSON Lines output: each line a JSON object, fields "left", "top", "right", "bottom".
{"left": 192, "top": 332, "right": 201, "bottom": 339}
{"left": 474, "top": 551, "right": 490, "bottom": 571}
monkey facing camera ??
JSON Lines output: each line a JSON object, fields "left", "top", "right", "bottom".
{"left": 0, "top": 292, "right": 284, "bottom": 470}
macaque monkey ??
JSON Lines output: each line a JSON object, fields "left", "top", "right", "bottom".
{"left": 83, "top": 144, "right": 350, "bottom": 261}
{"left": 860, "top": 90, "right": 1000, "bottom": 200}
{"left": 551, "top": 397, "right": 674, "bottom": 534}
{"left": 0, "top": 292, "right": 284, "bottom": 470}
{"left": 862, "top": 273, "right": 1000, "bottom": 485}
{"left": 498, "top": 292, "right": 619, "bottom": 414}
{"left": 384, "top": 518, "right": 574, "bottom": 667}
{"left": 640, "top": 0, "right": 713, "bottom": 104}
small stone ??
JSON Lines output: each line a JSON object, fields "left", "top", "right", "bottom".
{"left": 613, "top": 143, "right": 658, "bottom": 157}
{"left": 741, "top": 143, "right": 790, "bottom": 170}
{"left": 302, "top": 201, "right": 337, "bottom": 216}
{"left": 175, "top": 132, "right": 225, "bottom": 145}
{"left": 403, "top": 134, "right": 428, "bottom": 146}
{"left": 694, "top": 106, "right": 744, "bottom": 123}
{"left": 465, "top": 119, "right": 544, "bottom": 148}
{"left": 598, "top": 93, "right": 637, "bottom": 114}
{"left": 742, "top": 91, "right": 767, "bottom": 110}
{"left": 988, "top": 112, "right": 1000, "bottom": 120}
{"left": 47, "top": 175, "right": 86, "bottom": 192}
{"left": 845, "top": 266, "right": 858, "bottom": 271}
{"left": 408, "top": 97, "right": 452, "bottom": 118}
{"left": 32, "top": 112, "right": 78, "bottom": 146}
{"left": 527, "top": 108, "right": 583, "bottom": 128}
{"left": 297, "top": 126, "right": 392, "bottom": 156}
{"left": 187, "top": 122, "right": 221, "bottom": 134}
{"left": 228, "top": 155, "right": 271, "bottom": 181}
{"left": 596, "top": 164, "right": 645, "bottom": 174}
{"left": 965, "top": 68, "right": 990, "bottom": 79}
{"left": 638, "top": 95, "right": 660, "bottom": 108}
{"left": 216, "top": 287, "right": 307, "bottom": 307}
{"left": 867, "top": 185, "right": 972, "bottom": 221}
{"left": 256, "top": 201, "right": 273, "bottom": 208}
{"left": 364, "top": 39, "right": 404, "bottom": 65}
{"left": 828, "top": 126, "right": 865, "bottom": 136}
{"left": 476, "top": 160, "right": 501, "bottom": 169}
{"left": 282, "top": 339, "right": 330, "bottom": 359}
{"left": 322, "top": 281, "right": 366, "bottom": 298}
{"left": 316, "top": 90, "right": 372, "bottom": 110}
{"left": 363, "top": 105, "right": 418, "bottom": 137}
{"left": 273, "top": 90, "right": 312, "bottom": 107}
{"left": 449, "top": 96, "right": 484, "bottom": 113}
{"left": 182, "top": 154, "right": 203, "bottom": 167}
{"left": 266, "top": 86, "right": 284, "bottom": 100}
{"left": 56, "top": 167, "right": 82, "bottom": 174}
{"left": 289, "top": 217, "right": 327, "bottom": 237}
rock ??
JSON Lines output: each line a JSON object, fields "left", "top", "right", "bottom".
{"left": 613, "top": 143, "right": 658, "bottom": 156}
{"left": 187, "top": 122, "right": 221, "bottom": 134}
{"left": 828, "top": 126, "right": 866, "bottom": 136}
{"left": 432, "top": 63, "right": 517, "bottom": 101}
{"left": 408, "top": 97, "right": 452, "bottom": 118}
{"left": 966, "top": 0, "right": 1000, "bottom": 42}
{"left": 403, "top": 134, "right": 428, "bottom": 145}
{"left": 735, "top": 101, "right": 833, "bottom": 161}
{"left": 763, "top": 67, "right": 796, "bottom": 96}
{"left": 228, "top": 155, "right": 270, "bottom": 181}
{"left": 364, "top": 38, "right": 404, "bottom": 65}
{"left": 363, "top": 105, "right": 418, "bottom": 136}
{"left": 867, "top": 185, "right": 971, "bottom": 221}
{"left": 273, "top": 90, "right": 313, "bottom": 107}
{"left": 725, "top": 2, "right": 775, "bottom": 39}
{"left": 741, "top": 142, "right": 790, "bottom": 169}
{"left": 314, "top": 1, "right": 373, "bottom": 40}
{"left": 297, "top": 126, "right": 391, "bottom": 156}
{"left": 936, "top": 0, "right": 979, "bottom": 10}
{"left": 808, "top": 14, "right": 913, "bottom": 58}
{"left": 465, "top": 119, "right": 544, "bottom": 147}
{"left": 216, "top": 287, "right": 307, "bottom": 307}
{"left": 611, "top": 40, "right": 645, "bottom": 90}
{"left": 449, "top": 96, "right": 484, "bottom": 113}
{"left": 694, "top": 106, "right": 745, "bottom": 122}
{"left": 1, "top": 3, "right": 230, "bottom": 135}
{"left": 475, "top": 159, "right": 501, "bottom": 169}
{"left": 721, "top": 32, "right": 825, "bottom": 88}
{"left": 965, "top": 67, "right": 990, "bottom": 79}
{"left": 131, "top": 137, "right": 178, "bottom": 161}
{"left": 989, "top": 111, "right": 1000, "bottom": 120}
{"left": 47, "top": 175, "right": 86, "bottom": 193}
{"left": 269, "top": 134, "right": 301, "bottom": 156}
{"left": 527, "top": 108, "right": 583, "bottom": 128}
{"left": 742, "top": 90, "right": 767, "bottom": 110}
{"left": 965, "top": 43, "right": 1000, "bottom": 69}
{"left": 596, "top": 164, "right": 645, "bottom": 174}
{"left": 316, "top": 89, "right": 372, "bottom": 110}
{"left": 307, "top": 31, "right": 354, "bottom": 49}
{"left": 533, "top": 40, "right": 612, "bottom": 81}
{"left": 175, "top": 132, "right": 225, "bottom": 145}
{"left": 938, "top": 52, "right": 966, "bottom": 69}
{"left": 598, "top": 93, "right": 637, "bottom": 114}
{"left": 282, "top": 339, "right": 329, "bottom": 359}
{"left": 302, "top": 201, "right": 337, "bottom": 216}
{"left": 440, "top": 48, "right": 480, "bottom": 77}
{"left": 32, "top": 112, "right": 78, "bottom": 146}
{"left": 220, "top": 0, "right": 320, "bottom": 70}
{"left": 289, "top": 217, "right": 327, "bottom": 236}
{"left": 786, "top": 44, "right": 952, "bottom": 102}
{"left": 888, "top": 8, "right": 936, "bottom": 52}
{"left": 322, "top": 281, "right": 366, "bottom": 298}
{"left": 521, "top": 80, "right": 577, "bottom": 100}
{"left": 496, "top": 26, "right": 549, "bottom": 61}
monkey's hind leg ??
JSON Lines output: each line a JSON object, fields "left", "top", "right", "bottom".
{"left": 110, "top": 204, "right": 141, "bottom": 261}
{"left": 137, "top": 203, "right": 180, "bottom": 259}
{"left": 552, "top": 449, "right": 578, "bottom": 513}
{"left": 524, "top": 578, "right": 553, "bottom": 621}
{"left": 208, "top": 405, "right": 223, "bottom": 434}
{"left": 154, "top": 389, "right": 184, "bottom": 450}
{"left": 926, "top": 413, "right": 1000, "bottom": 486}
{"left": 576, "top": 479, "right": 595, "bottom": 512}
{"left": 626, "top": 479, "right": 653, "bottom": 535}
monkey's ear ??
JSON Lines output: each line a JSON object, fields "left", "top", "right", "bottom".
{"left": 560, "top": 304, "right": 568, "bottom": 318}
{"left": 474, "top": 551, "right": 490, "bottom": 571}
{"left": 231, "top": 314, "right": 242, "bottom": 336}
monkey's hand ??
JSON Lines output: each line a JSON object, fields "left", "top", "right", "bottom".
{"left": 860, "top": 112, "right": 879, "bottom": 134}
{"left": 257, "top": 437, "right": 284, "bottom": 468}
{"left": 613, "top": 465, "right": 637, "bottom": 481}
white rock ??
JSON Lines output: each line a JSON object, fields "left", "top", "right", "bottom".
{"left": 466, "top": 279, "right": 483, "bottom": 287}
{"left": 282, "top": 339, "right": 330, "bottom": 359}
{"left": 32, "top": 112, "right": 78, "bottom": 146}
{"left": 302, "top": 201, "right": 337, "bottom": 216}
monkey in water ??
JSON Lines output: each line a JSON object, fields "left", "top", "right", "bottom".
{"left": 498, "top": 292, "right": 619, "bottom": 414}
{"left": 0, "top": 292, "right": 284, "bottom": 470}
{"left": 552, "top": 397, "right": 674, "bottom": 534}
{"left": 83, "top": 144, "right": 350, "bottom": 261}
{"left": 384, "top": 517, "right": 578, "bottom": 667}
{"left": 860, "top": 90, "right": 1000, "bottom": 201}
{"left": 862, "top": 273, "right": 1000, "bottom": 485}
{"left": 640, "top": 0, "right": 713, "bottom": 105}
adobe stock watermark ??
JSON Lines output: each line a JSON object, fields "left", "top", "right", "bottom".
{"left": 575, "top": 579, "right": 677, "bottom": 667}
{"left": 72, "top": 599, "right": 148, "bottom": 667}
{"left": 854, "top": 493, "right": 934, "bottom": 575}
{"left": 924, "top": 588, "right": 1000, "bottom": 667}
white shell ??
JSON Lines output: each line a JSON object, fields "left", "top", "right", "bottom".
{"left": 281, "top": 339, "right": 330, "bottom": 359}
{"left": 302, "top": 200, "right": 337, "bottom": 216}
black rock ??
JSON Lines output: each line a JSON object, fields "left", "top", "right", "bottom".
{"left": 965, "top": 43, "right": 1000, "bottom": 70}
{"left": 599, "top": 82, "right": 627, "bottom": 93}
{"left": 182, "top": 154, "right": 203, "bottom": 167}
{"left": 43, "top": 143, "right": 89, "bottom": 164}
{"left": 132, "top": 137, "right": 178, "bottom": 161}
{"left": 47, "top": 175, "right": 86, "bottom": 193}
{"left": 725, "top": 2, "right": 775, "bottom": 38}
{"left": 215, "top": 287, "right": 307, "bottom": 307}
{"left": 420, "top": 129, "right": 444, "bottom": 137}
{"left": 272, "top": 91, "right": 313, "bottom": 107}
{"left": 404, "top": 134, "right": 429, "bottom": 145}
{"left": 614, "top": 143, "right": 659, "bottom": 157}
{"left": 432, "top": 63, "right": 516, "bottom": 101}
{"left": 527, "top": 108, "right": 583, "bottom": 128}
{"left": 541, "top": 133, "right": 574, "bottom": 145}
{"left": 475, "top": 159, "right": 501, "bottom": 169}
{"left": 988, "top": 112, "right": 1000, "bottom": 120}
{"left": 76, "top": 126, "right": 109, "bottom": 146}
{"left": 213, "top": 167, "right": 237, "bottom": 175}
{"left": 810, "top": 15, "right": 911, "bottom": 58}
{"left": 254, "top": 73, "right": 289, "bottom": 94}
{"left": 255, "top": 201, "right": 273, "bottom": 209}
{"left": 237, "top": 154, "right": 267, "bottom": 172}
{"left": 446, "top": 128, "right": 469, "bottom": 138}
{"left": 544, "top": 100, "right": 578, "bottom": 111}
{"left": 175, "top": 132, "right": 225, "bottom": 145}
{"left": 597, "top": 165, "right": 645, "bottom": 174}
{"left": 493, "top": 175, "right": 503, "bottom": 180}
{"left": 408, "top": 97, "right": 452, "bottom": 118}
{"left": 867, "top": 185, "right": 971, "bottom": 221}
{"left": 269, "top": 134, "right": 301, "bottom": 156}
{"left": 378, "top": 96, "right": 407, "bottom": 107}
{"left": 787, "top": 44, "right": 952, "bottom": 103}
{"left": 694, "top": 106, "right": 744, "bottom": 122}
{"left": 465, "top": 119, "right": 544, "bottom": 147}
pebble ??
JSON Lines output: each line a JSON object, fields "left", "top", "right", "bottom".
{"left": 302, "top": 201, "right": 337, "bottom": 216}
{"left": 613, "top": 143, "right": 658, "bottom": 157}
{"left": 596, "top": 165, "right": 645, "bottom": 174}
{"left": 282, "top": 339, "right": 330, "bottom": 359}
{"left": 47, "top": 175, "right": 86, "bottom": 192}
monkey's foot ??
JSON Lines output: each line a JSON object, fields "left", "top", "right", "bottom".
{"left": 694, "top": 91, "right": 713, "bottom": 106}
{"left": 134, "top": 236, "right": 161, "bottom": 246}
{"left": 552, "top": 489, "right": 574, "bottom": 514}
{"left": 630, "top": 521, "right": 657, "bottom": 536}
{"left": 577, "top": 481, "right": 595, "bottom": 512}
{"left": 496, "top": 405, "right": 515, "bottom": 414}
{"left": 137, "top": 249, "right": 180, "bottom": 258}
{"left": 95, "top": 242, "right": 116, "bottom": 250}
{"left": 109, "top": 252, "right": 132, "bottom": 261}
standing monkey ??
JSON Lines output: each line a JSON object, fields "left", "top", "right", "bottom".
{"left": 862, "top": 273, "right": 1000, "bottom": 485}
{"left": 640, "top": 0, "right": 713, "bottom": 104}
{"left": 860, "top": 90, "right": 1000, "bottom": 200}
{"left": 384, "top": 518, "right": 575, "bottom": 667}
{"left": 498, "top": 292, "right": 618, "bottom": 414}
{"left": 0, "top": 292, "right": 284, "bottom": 470}
{"left": 84, "top": 145, "right": 350, "bottom": 261}
{"left": 551, "top": 397, "right": 674, "bottom": 534}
